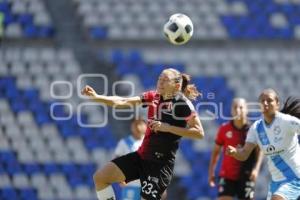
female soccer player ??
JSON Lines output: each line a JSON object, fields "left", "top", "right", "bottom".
{"left": 81, "top": 68, "right": 205, "bottom": 200}
{"left": 208, "top": 98, "right": 263, "bottom": 200}
{"left": 226, "top": 89, "right": 300, "bottom": 200}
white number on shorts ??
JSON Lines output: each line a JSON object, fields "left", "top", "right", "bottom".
{"left": 142, "top": 181, "right": 158, "bottom": 198}
{"left": 245, "top": 187, "right": 254, "bottom": 198}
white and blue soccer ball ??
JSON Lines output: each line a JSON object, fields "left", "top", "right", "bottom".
{"left": 163, "top": 13, "right": 194, "bottom": 45}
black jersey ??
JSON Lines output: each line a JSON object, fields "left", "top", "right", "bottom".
{"left": 138, "top": 91, "right": 195, "bottom": 163}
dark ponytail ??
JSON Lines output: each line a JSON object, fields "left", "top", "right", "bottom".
{"left": 181, "top": 73, "right": 201, "bottom": 100}
{"left": 281, "top": 96, "right": 300, "bottom": 119}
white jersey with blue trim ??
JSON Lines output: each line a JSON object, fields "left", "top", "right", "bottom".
{"left": 246, "top": 112, "right": 300, "bottom": 182}
{"left": 114, "top": 135, "right": 144, "bottom": 187}
{"left": 114, "top": 135, "right": 143, "bottom": 157}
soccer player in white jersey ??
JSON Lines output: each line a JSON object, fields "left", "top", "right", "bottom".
{"left": 114, "top": 119, "right": 146, "bottom": 200}
{"left": 226, "top": 89, "right": 300, "bottom": 200}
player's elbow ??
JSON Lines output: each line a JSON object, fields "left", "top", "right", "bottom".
{"left": 235, "top": 151, "right": 250, "bottom": 161}
{"left": 194, "top": 128, "right": 205, "bottom": 139}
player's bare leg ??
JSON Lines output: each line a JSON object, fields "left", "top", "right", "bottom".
{"left": 93, "top": 162, "right": 126, "bottom": 200}
{"left": 218, "top": 196, "right": 234, "bottom": 200}
{"left": 271, "top": 195, "right": 285, "bottom": 200}
{"left": 161, "top": 190, "right": 167, "bottom": 200}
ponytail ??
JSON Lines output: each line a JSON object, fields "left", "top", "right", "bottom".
{"left": 181, "top": 73, "right": 201, "bottom": 100}
{"left": 281, "top": 96, "right": 300, "bottom": 119}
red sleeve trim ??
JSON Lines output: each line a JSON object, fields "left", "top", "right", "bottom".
{"left": 141, "top": 90, "right": 156, "bottom": 103}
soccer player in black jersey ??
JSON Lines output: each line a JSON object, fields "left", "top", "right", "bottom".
{"left": 81, "top": 68, "right": 205, "bottom": 200}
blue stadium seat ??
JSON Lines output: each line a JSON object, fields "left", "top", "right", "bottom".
{"left": 39, "top": 25, "right": 54, "bottom": 37}
{"left": 22, "top": 89, "right": 39, "bottom": 101}
{"left": 90, "top": 27, "right": 107, "bottom": 39}
{"left": 1, "top": 187, "right": 18, "bottom": 200}
{"left": 23, "top": 24, "right": 38, "bottom": 38}
{"left": 17, "top": 14, "right": 33, "bottom": 26}
{"left": 6, "top": 163, "right": 22, "bottom": 175}
{"left": 0, "top": 151, "right": 17, "bottom": 164}
{"left": 19, "top": 188, "right": 37, "bottom": 200}
{"left": 0, "top": 164, "right": 6, "bottom": 174}
{"left": 222, "top": 0, "right": 300, "bottom": 39}
{"left": 128, "top": 50, "right": 142, "bottom": 64}
{"left": 0, "top": 2, "right": 10, "bottom": 13}
{"left": 11, "top": 99, "right": 27, "bottom": 113}
{"left": 61, "top": 163, "right": 77, "bottom": 176}
{"left": 43, "top": 163, "right": 60, "bottom": 175}
{"left": 68, "top": 174, "right": 84, "bottom": 187}
{"left": 60, "top": 124, "right": 77, "bottom": 138}
{"left": 22, "top": 163, "right": 41, "bottom": 175}
{"left": 111, "top": 49, "right": 125, "bottom": 64}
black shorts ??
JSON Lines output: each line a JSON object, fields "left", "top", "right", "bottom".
{"left": 218, "top": 177, "right": 255, "bottom": 200}
{"left": 112, "top": 152, "right": 174, "bottom": 200}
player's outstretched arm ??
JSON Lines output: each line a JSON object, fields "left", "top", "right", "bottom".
{"left": 226, "top": 142, "right": 257, "bottom": 161}
{"left": 249, "top": 148, "right": 264, "bottom": 181}
{"left": 81, "top": 85, "right": 142, "bottom": 108}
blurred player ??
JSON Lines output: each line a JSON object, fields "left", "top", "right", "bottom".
{"left": 208, "top": 98, "right": 263, "bottom": 200}
{"left": 81, "top": 68, "right": 205, "bottom": 200}
{"left": 227, "top": 89, "right": 300, "bottom": 200}
{"left": 114, "top": 119, "right": 146, "bottom": 200}
{"left": 114, "top": 119, "right": 167, "bottom": 200}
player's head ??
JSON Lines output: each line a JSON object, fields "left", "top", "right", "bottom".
{"left": 156, "top": 68, "right": 200, "bottom": 100}
{"left": 258, "top": 88, "right": 280, "bottom": 116}
{"left": 131, "top": 118, "right": 146, "bottom": 140}
{"left": 231, "top": 98, "right": 248, "bottom": 120}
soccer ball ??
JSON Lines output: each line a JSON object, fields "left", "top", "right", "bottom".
{"left": 163, "top": 13, "right": 193, "bottom": 45}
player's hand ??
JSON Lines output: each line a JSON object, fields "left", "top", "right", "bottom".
{"left": 208, "top": 174, "right": 216, "bottom": 187}
{"left": 81, "top": 85, "right": 97, "bottom": 97}
{"left": 149, "top": 120, "right": 170, "bottom": 133}
{"left": 226, "top": 145, "right": 237, "bottom": 156}
{"left": 249, "top": 169, "right": 258, "bottom": 181}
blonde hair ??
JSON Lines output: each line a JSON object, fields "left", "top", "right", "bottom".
{"left": 163, "top": 68, "right": 201, "bottom": 100}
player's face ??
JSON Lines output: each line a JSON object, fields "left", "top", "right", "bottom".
{"left": 231, "top": 99, "right": 248, "bottom": 120}
{"left": 259, "top": 92, "right": 279, "bottom": 116}
{"left": 131, "top": 120, "right": 146, "bottom": 140}
{"left": 156, "top": 72, "right": 177, "bottom": 96}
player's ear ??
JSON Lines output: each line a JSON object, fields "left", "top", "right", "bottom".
{"left": 175, "top": 83, "right": 181, "bottom": 90}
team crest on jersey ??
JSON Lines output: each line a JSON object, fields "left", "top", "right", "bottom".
{"left": 225, "top": 131, "right": 233, "bottom": 138}
{"left": 273, "top": 126, "right": 281, "bottom": 135}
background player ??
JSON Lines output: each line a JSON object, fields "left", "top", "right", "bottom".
{"left": 81, "top": 68, "right": 205, "bottom": 200}
{"left": 208, "top": 98, "right": 263, "bottom": 200}
{"left": 227, "top": 89, "right": 300, "bottom": 200}
{"left": 114, "top": 119, "right": 146, "bottom": 200}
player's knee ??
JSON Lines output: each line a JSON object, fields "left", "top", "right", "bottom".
{"left": 93, "top": 169, "right": 104, "bottom": 185}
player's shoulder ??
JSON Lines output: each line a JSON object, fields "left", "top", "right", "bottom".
{"left": 219, "top": 121, "right": 232, "bottom": 131}
{"left": 141, "top": 90, "right": 160, "bottom": 101}
{"left": 143, "top": 90, "right": 158, "bottom": 97}
{"left": 116, "top": 138, "right": 126, "bottom": 145}
{"left": 249, "top": 119, "right": 262, "bottom": 131}
{"left": 276, "top": 111, "right": 296, "bottom": 121}
{"left": 174, "top": 93, "right": 195, "bottom": 110}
